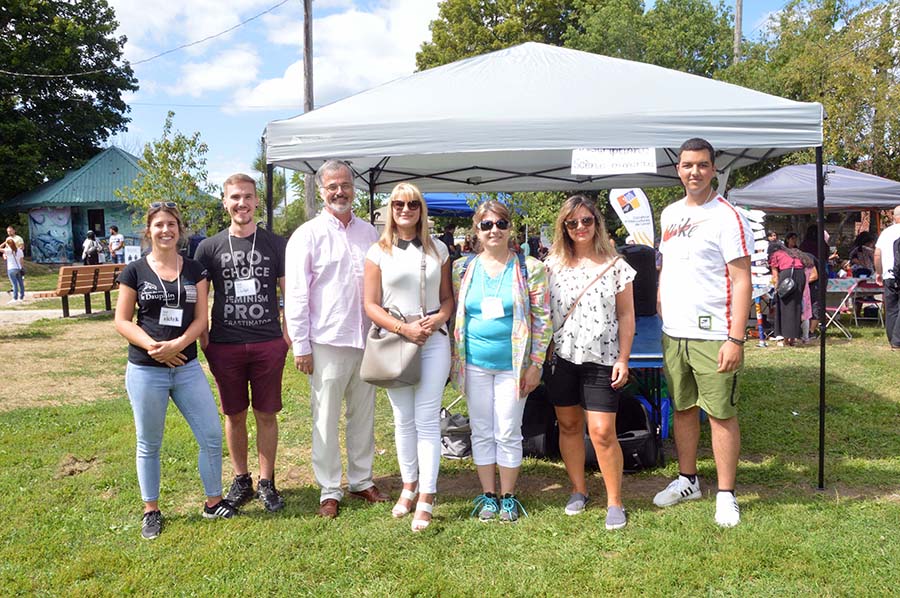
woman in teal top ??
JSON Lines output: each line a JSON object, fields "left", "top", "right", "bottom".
{"left": 452, "top": 200, "right": 552, "bottom": 522}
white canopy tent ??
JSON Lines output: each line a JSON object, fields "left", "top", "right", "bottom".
{"left": 729, "top": 164, "right": 900, "bottom": 213}
{"left": 264, "top": 42, "right": 822, "bottom": 194}
{"left": 265, "top": 41, "right": 835, "bottom": 488}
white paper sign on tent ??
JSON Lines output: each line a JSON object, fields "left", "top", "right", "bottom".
{"left": 571, "top": 148, "right": 657, "bottom": 176}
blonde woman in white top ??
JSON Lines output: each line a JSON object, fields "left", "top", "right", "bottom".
{"left": 545, "top": 194, "right": 635, "bottom": 530}
{"left": 363, "top": 183, "right": 454, "bottom": 532}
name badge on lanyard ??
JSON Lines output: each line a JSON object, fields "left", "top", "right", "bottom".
{"left": 160, "top": 307, "right": 184, "bottom": 327}
{"left": 234, "top": 278, "right": 257, "bottom": 298}
{"left": 481, "top": 296, "right": 505, "bottom": 320}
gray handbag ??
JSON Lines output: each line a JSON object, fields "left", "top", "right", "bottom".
{"left": 359, "top": 247, "right": 426, "bottom": 388}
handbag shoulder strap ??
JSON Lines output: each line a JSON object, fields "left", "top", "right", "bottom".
{"left": 419, "top": 245, "right": 426, "bottom": 316}
{"left": 558, "top": 255, "right": 621, "bottom": 331}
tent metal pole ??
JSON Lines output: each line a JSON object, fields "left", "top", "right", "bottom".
{"left": 266, "top": 163, "right": 274, "bottom": 231}
{"left": 369, "top": 178, "right": 376, "bottom": 225}
{"left": 816, "top": 146, "right": 826, "bottom": 490}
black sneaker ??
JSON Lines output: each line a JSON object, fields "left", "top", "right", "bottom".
{"left": 141, "top": 510, "right": 163, "bottom": 539}
{"left": 224, "top": 473, "right": 255, "bottom": 507}
{"left": 203, "top": 499, "right": 237, "bottom": 519}
{"left": 257, "top": 479, "right": 285, "bottom": 512}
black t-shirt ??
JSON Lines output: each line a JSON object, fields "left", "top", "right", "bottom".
{"left": 194, "top": 227, "right": 287, "bottom": 344}
{"left": 118, "top": 256, "right": 208, "bottom": 366}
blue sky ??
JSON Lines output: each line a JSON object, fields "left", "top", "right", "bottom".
{"left": 107, "top": 0, "right": 791, "bottom": 189}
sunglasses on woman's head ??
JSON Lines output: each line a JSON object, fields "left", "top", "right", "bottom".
{"left": 478, "top": 219, "right": 510, "bottom": 231}
{"left": 150, "top": 202, "right": 178, "bottom": 209}
{"left": 391, "top": 200, "right": 421, "bottom": 211}
{"left": 564, "top": 216, "right": 596, "bottom": 230}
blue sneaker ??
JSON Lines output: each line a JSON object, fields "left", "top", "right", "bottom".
{"left": 499, "top": 494, "right": 527, "bottom": 523}
{"left": 471, "top": 492, "right": 499, "bottom": 521}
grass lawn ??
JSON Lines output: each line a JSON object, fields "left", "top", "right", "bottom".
{"left": 0, "top": 316, "right": 898, "bottom": 596}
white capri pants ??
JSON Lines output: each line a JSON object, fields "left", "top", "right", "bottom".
{"left": 465, "top": 364, "right": 526, "bottom": 469}
{"left": 386, "top": 331, "right": 451, "bottom": 494}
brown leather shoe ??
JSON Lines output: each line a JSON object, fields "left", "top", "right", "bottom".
{"left": 317, "top": 498, "right": 339, "bottom": 518}
{"left": 348, "top": 485, "right": 390, "bottom": 503}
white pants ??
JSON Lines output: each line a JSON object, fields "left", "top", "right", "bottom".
{"left": 309, "top": 343, "right": 376, "bottom": 502}
{"left": 465, "top": 365, "right": 525, "bottom": 468}
{"left": 387, "top": 332, "right": 450, "bottom": 494}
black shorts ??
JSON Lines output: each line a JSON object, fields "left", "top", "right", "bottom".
{"left": 547, "top": 356, "right": 620, "bottom": 413}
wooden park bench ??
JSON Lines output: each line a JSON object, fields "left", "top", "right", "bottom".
{"left": 34, "top": 264, "right": 124, "bottom": 317}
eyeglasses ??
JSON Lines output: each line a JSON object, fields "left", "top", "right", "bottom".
{"left": 391, "top": 200, "right": 421, "bottom": 211}
{"left": 564, "top": 216, "right": 596, "bottom": 230}
{"left": 150, "top": 202, "right": 177, "bottom": 209}
{"left": 324, "top": 183, "right": 354, "bottom": 193}
{"left": 478, "top": 219, "right": 510, "bottom": 231}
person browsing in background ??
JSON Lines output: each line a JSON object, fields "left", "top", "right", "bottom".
{"left": 82, "top": 230, "right": 102, "bottom": 265}
{"left": 544, "top": 195, "right": 636, "bottom": 530}
{"left": 114, "top": 202, "right": 235, "bottom": 540}
{"left": 284, "top": 160, "right": 388, "bottom": 519}
{"left": 653, "top": 138, "right": 752, "bottom": 527}
{"left": 874, "top": 205, "right": 900, "bottom": 349}
{"left": 108, "top": 225, "right": 125, "bottom": 264}
{"left": 3, "top": 237, "right": 25, "bottom": 303}
{"left": 363, "top": 183, "right": 455, "bottom": 532}
{"left": 6, "top": 225, "right": 24, "bottom": 255}
{"left": 195, "top": 174, "right": 290, "bottom": 513}
{"left": 452, "top": 200, "right": 552, "bottom": 523}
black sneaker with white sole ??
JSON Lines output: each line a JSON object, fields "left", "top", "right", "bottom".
{"left": 257, "top": 479, "right": 285, "bottom": 512}
{"left": 141, "top": 510, "right": 163, "bottom": 539}
{"left": 203, "top": 499, "right": 237, "bottom": 519}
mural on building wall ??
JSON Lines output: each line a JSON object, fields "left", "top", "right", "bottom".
{"left": 29, "top": 207, "right": 74, "bottom": 263}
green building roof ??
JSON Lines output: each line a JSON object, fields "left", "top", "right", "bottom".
{"left": 5, "top": 147, "right": 142, "bottom": 209}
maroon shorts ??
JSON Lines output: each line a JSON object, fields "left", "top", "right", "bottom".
{"left": 204, "top": 337, "right": 289, "bottom": 415}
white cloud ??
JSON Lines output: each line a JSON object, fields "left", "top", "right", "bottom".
{"left": 234, "top": 0, "right": 439, "bottom": 111}
{"left": 171, "top": 46, "right": 261, "bottom": 97}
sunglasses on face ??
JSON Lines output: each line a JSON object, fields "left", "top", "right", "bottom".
{"left": 564, "top": 216, "right": 596, "bottom": 230}
{"left": 391, "top": 200, "right": 421, "bottom": 211}
{"left": 478, "top": 219, "right": 510, "bottom": 231}
{"left": 150, "top": 202, "right": 177, "bottom": 209}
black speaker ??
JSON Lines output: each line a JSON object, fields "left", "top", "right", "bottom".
{"left": 620, "top": 244, "right": 658, "bottom": 316}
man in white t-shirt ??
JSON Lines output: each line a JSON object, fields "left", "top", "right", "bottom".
{"left": 652, "top": 138, "right": 752, "bottom": 527}
{"left": 108, "top": 226, "right": 125, "bottom": 264}
{"left": 874, "top": 205, "right": 900, "bottom": 349}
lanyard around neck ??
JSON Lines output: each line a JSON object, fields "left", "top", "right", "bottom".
{"left": 150, "top": 256, "right": 181, "bottom": 308}
{"left": 228, "top": 231, "right": 257, "bottom": 281}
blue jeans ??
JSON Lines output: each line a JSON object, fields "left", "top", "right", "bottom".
{"left": 7, "top": 269, "right": 24, "bottom": 300}
{"left": 125, "top": 360, "right": 223, "bottom": 502}
{"left": 113, "top": 253, "right": 125, "bottom": 264}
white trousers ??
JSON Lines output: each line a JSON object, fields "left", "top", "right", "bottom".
{"left": 386, "top": 332, "right": 450, "bottom": 494}
{"left": 465, "top": 365, "right": 525, "bottom": 468}
{"left": 309, "top": 343, "right": 376, "bottom": 502}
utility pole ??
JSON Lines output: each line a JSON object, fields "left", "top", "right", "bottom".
{"left": 303, "top": 0, "right": 316, "bottom": 219}
{"left": 733, "top": 0, "right": 743, "bottom": 63}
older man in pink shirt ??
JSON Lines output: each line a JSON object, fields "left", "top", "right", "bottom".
{"left": 285, "top": 159, "right": 388, "bottom": 518}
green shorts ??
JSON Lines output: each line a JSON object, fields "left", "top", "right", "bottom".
{"left": 662, "top": 334, "right": 741, "bottom": 420}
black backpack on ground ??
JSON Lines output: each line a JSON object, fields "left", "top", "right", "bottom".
{"left": 585, "top": 394, "right": 659, "bottom": 472}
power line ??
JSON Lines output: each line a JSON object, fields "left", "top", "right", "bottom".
{"left": 0, "top": 0, "right": 292, "bottom": 79}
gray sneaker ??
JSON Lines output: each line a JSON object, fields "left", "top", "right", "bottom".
{"left": 471, "top": 492, "right": 499, "bottom": 521}
{"left": 141, "top": 510, "right": 162, "bottom": 539}
{"left": 605, "top": 505, "right": 627, "bottom": 530}
{"left": 564, "top": 492, "right": 589, "bottom": 516}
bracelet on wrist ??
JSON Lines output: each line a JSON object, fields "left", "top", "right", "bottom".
{"left": 726, "top": 335, "right": 745, "bottom": 346}
{"left": 393, "top": 321, "right": 403, "bottom": 334}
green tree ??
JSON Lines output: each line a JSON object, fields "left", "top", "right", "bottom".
{"left": 117, "top": 111, "right": 225, "bottom": 235}
{"left": 719, "top": 0, "right": 900, "bottom": 181}
{"left": 0, "top": 0, "right": 138, "bottom": 203}
{"left": 563, "top": 0, "right": 645, "bottom": 61}
{"left": 416, "top": 0, "right": 577, "bottom": 70}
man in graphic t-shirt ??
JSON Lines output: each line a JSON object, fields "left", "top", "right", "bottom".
{"left": 108, "top": 226, "right": 125, "bottom": 264}
{"left": 652, "top": 138, "right": 752, "bottom": 527}
{"left": 195, "top": 173, "right": 290, "bottom": 512}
